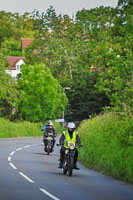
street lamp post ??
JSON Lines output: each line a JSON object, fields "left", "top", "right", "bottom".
{"left": 63, "top": 87, "right": 71, "bottom": 94}
{"left": 62, "top": 87, "right": 70, "bottom": 127}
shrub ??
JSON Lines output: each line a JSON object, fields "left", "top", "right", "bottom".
{"left": 0, "top": 118, "right": 63, "bottom": 138}
{"left": 78, "top": 112, "right": 133, "bottom": 183}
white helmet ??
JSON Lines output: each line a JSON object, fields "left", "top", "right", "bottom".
{"left": 47, "top": 120, "right": 53, "bottom": 125}
{"left": 67, "top": 122, "right": 76, "bottom": 129}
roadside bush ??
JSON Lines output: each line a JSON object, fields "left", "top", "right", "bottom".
{"left": 0, "top": 118, "right": 41, "bottom": 138}
{"left": 78, "top": 112, "right": 133, "bottom": 183}
{"left": 0, "top": 118, "right": 62, "bottom": 138}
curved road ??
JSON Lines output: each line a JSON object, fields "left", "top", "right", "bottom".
{"left": 0, "top": 137, "right": 133, "bottom": 200}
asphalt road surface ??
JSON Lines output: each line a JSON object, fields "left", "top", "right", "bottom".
{"left": 0, "top": 137, "right": 133, "bottom": 200}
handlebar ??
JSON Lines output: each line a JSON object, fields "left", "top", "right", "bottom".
{"left": 56, "top": 143, "right": 83, "bottom": 147}
{"left": 78, "top": 144, "right": 83, "bottom": 148}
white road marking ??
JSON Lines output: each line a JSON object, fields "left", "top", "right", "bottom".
{"left": 8, "top": 156, "right": 11, "bottom": 162}
{"left": 39, "top": 188, "right": 60, "bottom": 200}
{"left": 9, "top": 162, "right": 17, "bottom": 169}
{"left": 32, "top": 144, "right": 39, "bottom": 146}
{"left": 16, "top": 148, "right": 22, "bottom": 151}
{"left": 10, "top": 151, "right": 16, "bottom": 156}
{"left": 19, "top": 172, "right": 34, "bottom": 183}
{"left": 23, "top": 145, "right": 31, "bottom": 148}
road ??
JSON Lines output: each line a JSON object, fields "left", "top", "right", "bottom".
{"left": 0, "top": 137, "right": 133, "bottom": 200}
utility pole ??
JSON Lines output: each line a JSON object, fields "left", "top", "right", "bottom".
{"left": 62, "top": 87, "right": 70, "bottom": 127}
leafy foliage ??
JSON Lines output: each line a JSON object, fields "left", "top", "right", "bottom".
{"left": 0, "top": 52, "right": 19, "bottom": 118}
{"left": 0, "top": 2, "right": 132, "bottom": 121}
{"left": 78, "top": 112, "right": 133, "bottom": 183}
{"left": 1, "top": 39, "right": 22, "bottom": 56}
{"left": 26, "top": 7, "right": 112, "bottom": 120}
{"left": 18, "top": 63, "right": 68, "bottom": 121}
{"left": 0, "top": 117, "right": 62, "bottom": 138}
{"left": 66, "top": 71, "right": 110, "bottom": 120}
{"left": 0, "top": 11, "right": 35, "bottom": 43}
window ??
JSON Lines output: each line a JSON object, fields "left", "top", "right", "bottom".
{"left": 16, "top": 65, "right": 20, "bottom": 70}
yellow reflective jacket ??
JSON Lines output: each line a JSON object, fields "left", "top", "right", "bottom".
{"left": 63, "top": 130, "right": 78, "bottom": 148}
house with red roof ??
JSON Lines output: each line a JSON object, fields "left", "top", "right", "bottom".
{"left": 6, "top": 38, "right": 33, "bottom": 80}
{"left": 6, "top": 56, "right": 25, "bottom": 80}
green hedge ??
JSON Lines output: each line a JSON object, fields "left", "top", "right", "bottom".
{"left": 78, "top": 112, "right": 133, "bottom": 183}
{"left": 0, "top": 118, "right": 63, "bottom": 138}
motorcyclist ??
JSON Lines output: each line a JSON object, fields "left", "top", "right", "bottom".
{"left": 58, "top": 122, "right": 81, "bottom": 170}
{"left": 41, "top": 120, "right": 56, "bottom": 131}
{"left": 41, "top": 120, "right": 57, "bottom": 152}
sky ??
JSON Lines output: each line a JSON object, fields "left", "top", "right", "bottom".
{"left": 0, "top": 0, "right": 118, "bottom": 17}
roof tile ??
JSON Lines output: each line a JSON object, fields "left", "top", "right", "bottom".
{"left": 7, "top": 56, "right": 25, "bottom": 70}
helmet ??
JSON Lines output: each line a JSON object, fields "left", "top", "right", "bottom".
{"left": 67, "top": 122, "right": 76, "bottom": 129}
{"left": 47, "top": 120, "right": 53, "bottom": 126}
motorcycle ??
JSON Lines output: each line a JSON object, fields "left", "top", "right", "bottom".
{"left": 41, "top": 125, "right": 55, "bottom": 155}
{"left": 63, "top": 141, "right": 75, "bottom": 176}
{"left": 44, "top": 133, "right": 55, "bottom": 155}
{"left": 58, "top": 141, "right": 82, "bottom": 177}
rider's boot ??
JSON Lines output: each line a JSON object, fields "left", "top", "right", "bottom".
{"left": 58, "top": 162, "right": 63, "bottom": 168}
{"left": 58, "top": 156, "right": 63, "bottom": 168}
{"left": 74, "top": 162, "right": 80, "bottom": 170}
{"left": 44, "top": 140, "right": 47, "bottom": 152}
{"left": 51, "top": 145, "right": 54, "bottom": 152}
{"left": 44, "top": 144, "right": 47, "bottom": 152}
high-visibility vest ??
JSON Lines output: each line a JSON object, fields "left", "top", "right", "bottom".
{"left": 63, "top": 130, "right": 77, "bottom": 148}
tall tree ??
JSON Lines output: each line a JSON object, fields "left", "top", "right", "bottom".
{"left": 18, "top": 63, "right": 68, "bottom": 122}
{"left": 0, "top": 11, "right": 34, "bottom": 44}
{"left": 94, "top": 1, "right": 133, "bottom": 115}
{"left": 25, "top": 7, "right": 112, "bottom": 120}
{"left": 65, "top": 71, "right": 110, "bottom": 121}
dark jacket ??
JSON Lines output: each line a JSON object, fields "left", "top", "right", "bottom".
{"left": 42, "top": 126, "right": 57, "bottom": 137}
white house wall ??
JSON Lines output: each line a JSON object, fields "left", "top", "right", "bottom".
{"left": 5, "top": 69, "right": 21, "bottom": 80}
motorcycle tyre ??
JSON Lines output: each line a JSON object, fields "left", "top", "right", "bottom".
{"left": 63, "top": 164, "right": 67, "bottom": 174}
{"left": 68, "top": 157, "right": 74, "bottom": 177}
{"left": 47, "top": 141, "right": 51, "bottom": 155}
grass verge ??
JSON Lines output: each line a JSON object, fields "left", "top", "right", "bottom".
{"left": 0, "top": 118, "right": 63, "bottom": 138}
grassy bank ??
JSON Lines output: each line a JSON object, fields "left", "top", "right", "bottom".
{"left": 0, "top": 118, "right": 63, "bottom": 138}
{"left": 78, "top": 112, "right": 133, "bottom": 183}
